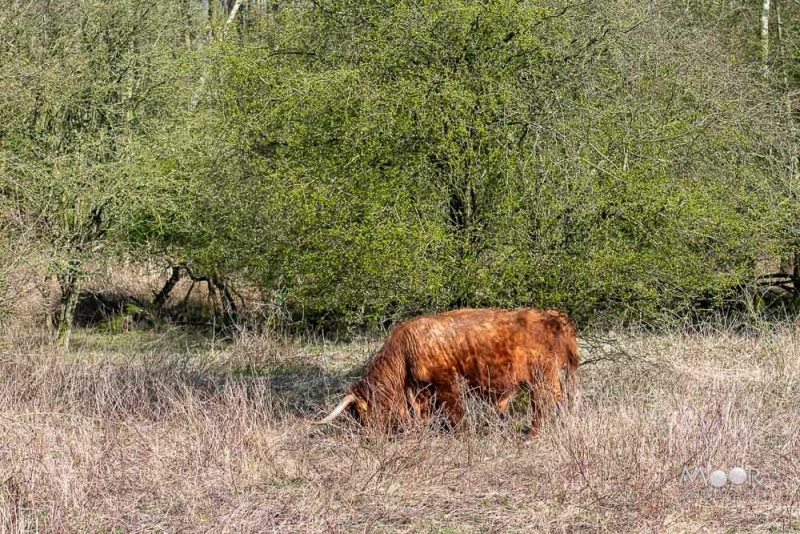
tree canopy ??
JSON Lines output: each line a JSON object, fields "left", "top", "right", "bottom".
{"left": 1, "top": 0, "right": 797, "bottom": 333}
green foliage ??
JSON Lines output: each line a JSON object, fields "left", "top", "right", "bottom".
{"left": 0, "top": 0, "right": 195, "bottom": 254}
{"left": 201, "top": 0, "right": 788, "bottom": 326}
{"left": 0, "top": 0, "right": 197, "bottom": 337}
{"left": 1, "top": 0, "right": 795, "bottom": 330}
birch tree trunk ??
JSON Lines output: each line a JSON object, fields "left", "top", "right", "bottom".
{"left": 190, "top": 0, "right": 243, "bottom": 110}
{"left": 761, "top": 0, "right": 771, "bottom": 69}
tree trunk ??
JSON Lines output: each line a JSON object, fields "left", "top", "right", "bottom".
{"left": 56, "top": 265, "right": 80, "bottom": 352}
{"left": 761, "top": 0, "right": 771, "bottom": 69}
{"left": 154, "top": 266, "right": 182, "bottom": 309}
{"left": 206, "top": 278, "right": 219, "bottom": 313}
{"left": 190, "top": 0, "right": 243, "bottom": 110}
{"left": 182, "top": 281, "right": 196, "bottom": 308}
{"left": 215, "top": 278, "right": 238, "bottom": 320}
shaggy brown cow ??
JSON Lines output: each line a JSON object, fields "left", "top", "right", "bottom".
{"left": 317, "top": 308, "right": 579, "bottom": 436}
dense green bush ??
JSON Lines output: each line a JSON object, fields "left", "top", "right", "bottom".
{"left": 200, "top": 0, "right": 789, "bottom": 326}
{"left": 1, "top": 0, "right": 796, "bottom": 332}
{"left": 0, "top": 0, "right": 197, "bottom": 342}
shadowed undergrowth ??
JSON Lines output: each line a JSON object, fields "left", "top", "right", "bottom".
{"left": 0, "top": 326, "right": 798, "bottom": 532}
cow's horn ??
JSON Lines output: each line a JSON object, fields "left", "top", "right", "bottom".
{"left": 315, "top": 393, "right": 357, "bottom": 424}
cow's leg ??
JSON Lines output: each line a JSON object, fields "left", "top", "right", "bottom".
{"left": 527, "top": 366, "right": 563, "bottom": 438}
{"left": 407, "top": 387, "right": 421, "bottom": 418}
{"left": 431, "top": 380, "right": 464, "bottom": 429}
{"left": 494, "top": 390, "right": 516, "bottom": 415}
{"left": 407, "top": 386, "right": 433, "bottom": 421}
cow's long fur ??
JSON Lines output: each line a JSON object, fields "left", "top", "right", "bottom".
{"left": 333, "top": 308, "right": 580, "bottom": 435}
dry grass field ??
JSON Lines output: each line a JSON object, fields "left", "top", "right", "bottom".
{"left": 0, "top": 323, "right": 798, "bottom": 533}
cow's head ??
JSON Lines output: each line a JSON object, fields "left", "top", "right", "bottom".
{"left": 315, "top": 385, "right": 369, "bottom": 425}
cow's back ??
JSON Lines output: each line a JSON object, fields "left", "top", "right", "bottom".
{"left": 400, "top": 308, "right": 576, "bottom": 391}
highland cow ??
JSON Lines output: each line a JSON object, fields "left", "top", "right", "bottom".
{"left": 316, "top": 308, "right": 580, "bottom": 436}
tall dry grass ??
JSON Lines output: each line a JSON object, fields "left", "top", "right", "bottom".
{"left": 0, "top": 325, "right": 798, "bottom": 532}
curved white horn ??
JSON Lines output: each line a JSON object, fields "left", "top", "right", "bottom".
{"left": 315, "top": 393, "right": 357, "bottom": 425}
